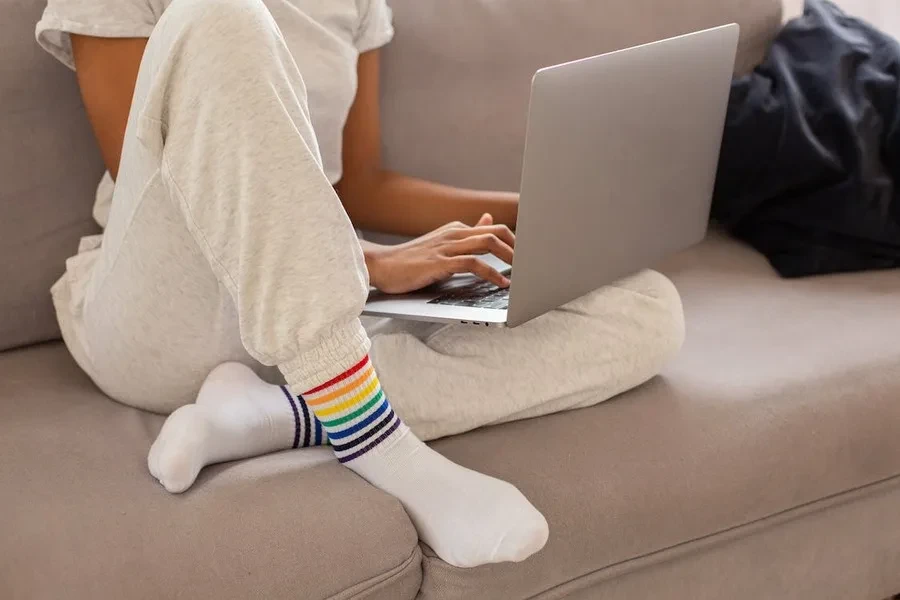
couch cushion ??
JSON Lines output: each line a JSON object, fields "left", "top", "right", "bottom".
{"left": 417, "top": 232, "right": 900, "bottom": 599}
{"left": 0, "top": 343, "right": 421, "bottom": 600}
{"left": 380, "top": 0, "right": 782, "bottom": 195}
{"left": 0, "top": 0, "right": 104, "bottom": 352}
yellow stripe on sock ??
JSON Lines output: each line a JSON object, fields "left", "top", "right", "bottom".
{"left": 305, "top": 366, "right": 375, "bottom": 406}
{"left": 314, "top": 374, "right": 380, "bottom": 418}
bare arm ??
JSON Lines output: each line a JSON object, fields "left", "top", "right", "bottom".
{"left": 70, "top": 34, "right": 148, "bottom": 179}
{"left": 335, "top": 50, "right": 519, "bottom": 237}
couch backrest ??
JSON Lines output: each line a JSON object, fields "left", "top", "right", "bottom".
{"left": 1, "top": 0, "right": 105, "bottom": 351}
{"left": 0, "top": 0, "right": 781, "bottom": 352}
{"left": 380, "top": 0, "right": 782, "bottom": 192}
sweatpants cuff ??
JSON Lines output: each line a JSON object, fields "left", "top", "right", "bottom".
{"left": 279, "top": 319, "right": 372, "bottom": 393}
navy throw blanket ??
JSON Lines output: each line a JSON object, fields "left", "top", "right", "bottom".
{"left": 712, "top": 0, "right": 900, "bottom": 277}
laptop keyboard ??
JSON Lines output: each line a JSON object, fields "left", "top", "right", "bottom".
{"left": 428, "top": 280, "right": 510, "bottom": 310}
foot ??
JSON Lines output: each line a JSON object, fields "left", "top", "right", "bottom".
{"left": 148, "top": 362, "right": 310, "bottom": 493}
{"left": 296, "top": 354, "right": 549, "bottom": 568}
{"left": 347, "top": 428, "right": 549, "bottom": 568}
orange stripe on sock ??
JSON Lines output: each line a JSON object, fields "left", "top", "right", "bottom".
{"left": 305, "top": 366, "right": 375, "bottom": 406}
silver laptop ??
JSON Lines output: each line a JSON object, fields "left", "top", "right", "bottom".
{"left": 364, "top": 24, "right": 739, "bottom": 328}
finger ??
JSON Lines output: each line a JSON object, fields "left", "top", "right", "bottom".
{"left": 431, "top": 220, "right": 467, "bottom": 235}
{"left": 444, "top": 224, "right": 516, "bottom": 249}
{"left": 448, "top": 234, "right": 514, "bottom": 265}
{"left": 476, "top": 213, "right": 493, "bottom": 227}
{"left": 468, "top": 224, "right": 516, "bottom": 249}
{"left": 445, "top": 256, "right": 511, "bottom": 288}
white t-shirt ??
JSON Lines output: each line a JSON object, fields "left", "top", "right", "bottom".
{"left": 36, "top": 0, "right": 393, "bottom": 198}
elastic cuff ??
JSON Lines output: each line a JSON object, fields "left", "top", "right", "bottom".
{"left": 279, "top": 319, "right": 372, "bottom": 393}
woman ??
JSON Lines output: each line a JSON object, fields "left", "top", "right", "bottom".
{"left": 36, "top": 0, "right": 684, "bottom": 569}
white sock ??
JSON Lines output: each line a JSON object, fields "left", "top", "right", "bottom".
{"left": 353, "top": 429, "right": 550, "bottom": 568}
{"left": 148, "top": 362, "right": 325, "bottom": 493}
{"left": 299, "top": 354, "right": 549, "bottom": 568}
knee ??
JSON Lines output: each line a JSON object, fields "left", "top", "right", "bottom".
{"left": 626, "top": 270, "right": 686, "bottom": 366}
{"left": 160, "top": 0, "right": 279, "bottom": 56}
{"left": 575, "top": 269, "right": 685, "bottom": 370}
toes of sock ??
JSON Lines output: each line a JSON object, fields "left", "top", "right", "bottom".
{"left": 490, "top": 507, "right": 549, "bottom": 565}
{"left": 440, "top": 493, "right": 549, "bottom": 568}
{"left": 351, "top": 436, "right": 550, "bottom": 569}
{"left": 148, "top": 405, "right": 209, "bottom": 494}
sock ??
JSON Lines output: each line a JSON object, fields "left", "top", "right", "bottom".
{"left": 148, "top": 362, "right": 327, "bottom": 494}
{"left": 302, "top": 354, "right": 550, "bottom": 568}
{"left": 278, "top": 384, "right": 329, "bottom": 449}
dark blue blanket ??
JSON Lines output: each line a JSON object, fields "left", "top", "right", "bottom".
{"left": 712, "top": 0, "right": 900, "bottom": 277}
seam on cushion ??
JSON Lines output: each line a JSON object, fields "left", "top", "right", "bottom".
{"left": 527, "top": 474, "right": 900, "bottom": 599}
{"left": 326, "top": 544, "right": 422, "bottom": 600}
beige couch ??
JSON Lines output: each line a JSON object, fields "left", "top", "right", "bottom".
{"left": 3, "top": 0, "right": 900, "bottom": 598}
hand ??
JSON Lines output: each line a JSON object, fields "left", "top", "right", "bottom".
{"left": 366, "top": 214, "right": 514, "bottom": 294}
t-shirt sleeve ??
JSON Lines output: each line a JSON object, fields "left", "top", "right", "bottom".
{"left": 355, "top": 0, "right": 394, "bottom": 54}
{"left": 35, "top": 0, "right": 158, "bottom": 70}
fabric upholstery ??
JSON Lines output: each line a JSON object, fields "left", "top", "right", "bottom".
{"left": 0, "top": 343, "right": 422, "bottom": 600}
{"left": 417, "top": 231, "right": 900, "bottom": 599}
{"left": 380, "top": 0, "right": 782, "bottom": 193}
{"left": 547, "top": 479, "right": 900, "bottom": 600}
{"left": 0, "top": 0, "right": 104, "bottom": 351}
{"left": 3, "top": 234, "right": 899, "bottom": 600}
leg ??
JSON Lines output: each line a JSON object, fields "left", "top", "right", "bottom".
{"left": 147, "top": 362, "right": 328, "bottom": 493}
{"left": 56, "top": 0, "right": 546, "bottom": 568}
{"left": 178, "top": 270, "right": 682, "bottom": 455}
{"left": 370, "top": 269, "right": 685, "bottom": 441}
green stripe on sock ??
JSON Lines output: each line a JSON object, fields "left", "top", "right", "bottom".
{"left": 319, "top": 389, "right": 384, "bottom": 428}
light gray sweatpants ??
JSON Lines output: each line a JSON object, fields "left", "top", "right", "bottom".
{"left": 52, "top": 0, "right": 685, "bottom": 442}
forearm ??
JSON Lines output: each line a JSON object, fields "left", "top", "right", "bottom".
{"left": 341, "top": 170, "right": 518, "bottom": 237}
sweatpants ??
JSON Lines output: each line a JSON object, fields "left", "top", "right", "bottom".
{"left": 51, "top": 0, "right": 685, "bottom": 442}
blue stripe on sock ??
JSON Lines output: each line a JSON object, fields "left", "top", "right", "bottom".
{"left": 280, "top": 386, "right": 300, "bottom": 449}
{"left": 314, "top": 417, "right": 322, "bottom": 446}
{"left": 326, "top": 398, "right": 389, "bottom": 441}
{"left": 298, "top": 393, "right": 311, "bottom": 447}
{"left": 330, "top": 408, "right": 395, "bottom": 453}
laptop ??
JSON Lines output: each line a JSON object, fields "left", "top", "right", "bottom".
{"left": 363, "top": 24, "right": 739, "bottom": 328}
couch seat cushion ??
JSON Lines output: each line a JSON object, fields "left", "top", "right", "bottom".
{"left": 0, "top": 344, "right": 421, "bottom": 600}
{"left": 418, "top": 232, "right": 900, "bottom": 599}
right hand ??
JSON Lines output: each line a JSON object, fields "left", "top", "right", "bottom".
{"left": 366, "top": 214, "right": 514, "bottom": 294}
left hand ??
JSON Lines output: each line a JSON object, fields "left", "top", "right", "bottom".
{"left": 366, "top": 214, "right": 514, "bottom": 294}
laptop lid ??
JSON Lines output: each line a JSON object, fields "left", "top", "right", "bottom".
{"left": 506, "top": 24, "right": 739, "bottom": 327}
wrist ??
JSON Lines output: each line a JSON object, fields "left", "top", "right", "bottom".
{"left": 361, "top": 241, "right": 388, "bottom": 290}
{"left": 489, "top": 192, "right": 519, "bottom": 228}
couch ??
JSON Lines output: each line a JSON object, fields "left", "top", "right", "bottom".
{"left": 3, "top": 0, "right": 900, "bottom": 598}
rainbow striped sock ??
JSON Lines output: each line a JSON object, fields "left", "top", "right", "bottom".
{"left": 302, "top": 354, "right": 406, "bottom": 463}
{"left": 278, "top": 386, "right": 328, "bottom": 448}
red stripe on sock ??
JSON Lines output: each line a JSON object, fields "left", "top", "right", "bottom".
{"left": 304, "top": 355, "right": 371, "bottom": 395}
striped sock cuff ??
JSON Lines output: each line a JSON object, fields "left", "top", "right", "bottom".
{"left": 279, "top": 386, "right": 328, "bottom": 448}
{"left": 303, "top": 354, "right": 405, "bottom": 463}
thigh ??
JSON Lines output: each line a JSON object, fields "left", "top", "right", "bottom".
{"left": 71, "top": 174, "right": 262, "bottom": 414}
{"left": 370, "top": 270, "right": 685, "bottom": 441}
{"left": 56, "top": 19, "right": 265, "bottom": 413}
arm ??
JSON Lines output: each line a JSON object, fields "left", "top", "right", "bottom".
{"left": 70, "top": 35, "right": 148, "bottom": 179}
{"left": 335, "top": 50, "right": 518, "bottom": 237}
